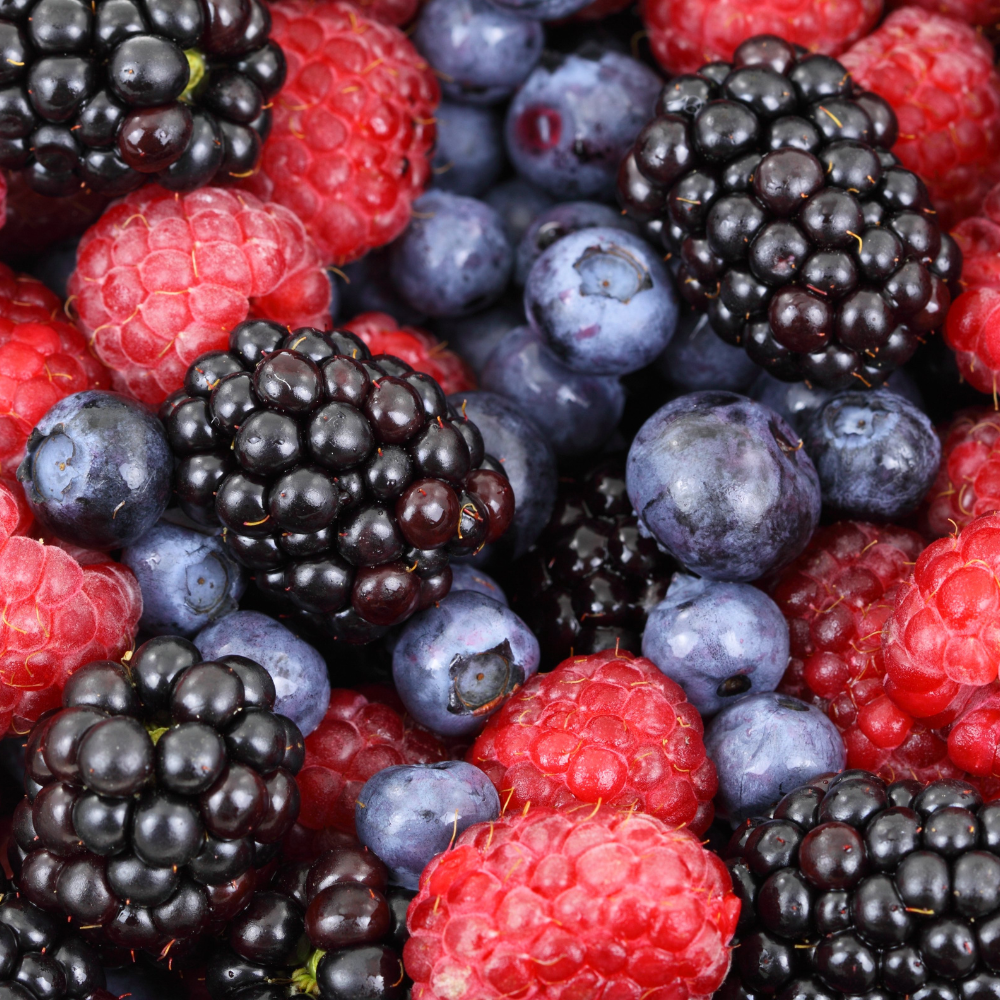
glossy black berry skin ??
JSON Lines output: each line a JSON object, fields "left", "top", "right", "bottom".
{"left": 618, "top": 34, "right": 954, "bottom": 388}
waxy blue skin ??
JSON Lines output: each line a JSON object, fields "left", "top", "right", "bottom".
{"left": 484, "top": 177, "right": 554, "bottom": 245}
{"left": 626, "top": 392, "right": 821, "bottom": 582}
{"left": 392, "top": 590, "right": 540, "bottom": 737}
{"left": 356, "top": 761, "right": 500, "bottom": 889}
{"left": 525, "top": 227, "right": 678, "bottom": 376}
{"left": 449, "top": 563, "right": 508, "bottom": 605}
{"left": 334, "top": 248, "right": 426, "bottom": 327}
{"left": 481, "top": 325, "right": 625, "bottom": 456}
{"left": 414, "top": 0, "right": 544, "bottom": 105}
{"left": 18, "top": 390, "right": 172, "bottom": 550}
{"left": 505, "top": 50, "right": 660, "bottom": 198}
{"left": 389, "top": 191, "right": 513, "bottom": 318}
{"left": 122, "top": 522, "right": 246, "bottom": 637}
{"left": 705, "top": 692, "right": 846, "bottom": 823}
{"left": 447, "top": 389, "right": 557, "bottom": 558}
{"left": 486, "top": 0, "right": 591, "bottom": 21}
{"left": 514, "top": 201, "right": 636, "bottom": 286}
{"left": 642, "top": 573, "right": 789, "bottom": 717}
{"left": 433, "top": 296, "right": 525, "bottom": 376}
{"left": 195, "top": 610, "right": 330, "bottom": 736}
{"left": 657, "top": 311, "right": 760, "bottom": 393}
{"left": 432, "top": 102, "right": 505, "bottom": 197}
{"left": 803, "top": 388, "right": 941, "bottom": 520}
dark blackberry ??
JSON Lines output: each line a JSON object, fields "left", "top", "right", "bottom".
{"left": 618, "top": 34, "right": 956, "bottom": 390}
{"left": 720, "top": 771, "right": 1000, "bottom": 999}
{"left": 162, "top": 321, "right": 515, "bottom": 642}
{"left": 507, "top": 456, "right": 676, "bottom": 666}
{"left": 206, "top": 839, "right": 411, "bottom": 1000}
{"left": 0, "top": 0, "right": 284, "bottom": 196}
{"left": 9, "top": 638, "right": 304, "bottom": 958}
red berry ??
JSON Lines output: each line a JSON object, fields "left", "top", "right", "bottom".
{"left": 887, "top": 0, "right": 1000, "bottom": 27}
{"left": 468, "top": 648, "right": 718, "bottom": 834}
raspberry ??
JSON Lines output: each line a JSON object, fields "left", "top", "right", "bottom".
{"left": 67, "top": 185, "right": 332, "bottom": 407}
{"left": 342, "top": 0, "right": 421, "bottom": 24}
{"left": 888, "top": 0, "right": 1000, "bottom": 27}
{"left": 468, "top": 648, "right": 718, "bottom": 835}
{"left": 297, "top": 688, "right": 452, "bottom": 834}
{"left": 403, "top": 805, "right": 739, "bottom": 1000}
{"left": 0, "top": 477, "right": 141, "bottom": 737}
{"left": 640, "top": 0, "right": 881, "bottom": 76}
{"left": 343, "top": 311, "right": 476, "bottom": 394}
{"left": 239, "top": 0, "right": 439, "bottom": 266}
{"left": 841, "top": 8, "right": 1000, "bottom": 229}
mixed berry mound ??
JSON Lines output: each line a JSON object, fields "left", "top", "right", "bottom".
{"left": 9, "top": 637, "right": 305, "bottom": 956}
{"left": 404, "top": 804, "right": 739, "bottom": 1000}
{"left": 508, "top": 457, "right": 676, "bottom": 665}
{"left": 0, "top": 0, "right": 285, "bottom": 196}
{"left": 721, "top": 771, "right": 1000, "bottom": 999}
{"left": 469, "top": 648, "right": 719, "bottom": 835}
{"left": 618, "top": 33, "right": 960, "bottom": 389}
{"left": 162, "top": 320, "right": 515, "bottom": 640}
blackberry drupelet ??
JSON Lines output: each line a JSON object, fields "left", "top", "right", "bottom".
{"left": 720, "top": 770, "right": 1000, "bottom": 999}
{"left": 0, "top": 0, "right": 284, "bottom": 196}
{"left": 8, "top": 638, "right": 305, "bottom": 959}
{"left": 618, "top": 33, "right": 961, "bottom": 389}
{"left": 162, "top": 321, "right": 515, "bottom": 643}
{"left": 508, "top": 457, "right": 676, "bottom": 666}
{"left": 206, "top": 835, "right": 412, "bottom": 1000}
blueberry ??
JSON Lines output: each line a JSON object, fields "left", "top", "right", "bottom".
{"left": 413, "top": 0, "right": 544, "bottom": 105}
{"left": 657, "top": 310, "right": 760, "bottom": 393}
{"left": 389, "top": 190, "right": 513, "bottom": 318}
{"left": 525, "top": 227, "right": 678, "bottom": 376}
{"left": 449, "top": 563, "right": 508, "bottom": 605}
{"left": 334, "top": 248, "right": 426, "bottom": 328}
{"left": 122, "top": 521, "right": 246, "bottom": 637}
{"left": 505, "top": 49, "right": 660, "bottom": 197}
{"left": 432, "top": 295, "right": 525, "bottom": 376}
{"left": 486, "top": 0, "right": 590, "bottom": 19}
{"left": 18, "top": 389, "right": 172, "bottom": 549}
{"left": 626, "top": 391, "right": 821, "bottom": 582}
{"left": 705, "top": 692, "right": 846, "bottom": 822}
{"left": 483, "top": 176, "right": 554, "bottom": 245}
{"left": 642, "top": 573, "right": 790, "bottom": 716}
{"left": 194, "top": 610, "right": 330, "bottom": 737}
{"left": 447, "top": 390, "right": 557, "bottom": 558}
{"left": 392, "top": 590, "right": 540, "bottom": 737}
{"left": 431, "top": 101, "right": 505, "bottom": 197}
{"left": 802, "top": 388, "right": 940, "bottom": 519}
{"left": 355, "top": 761, "right": 500, "bottom": 888}
{"left": 481, "top": 325, "right": 625, "bottom": 456}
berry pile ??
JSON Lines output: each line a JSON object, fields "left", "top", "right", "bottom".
{"left": 618, "top": 33, "right": 960, "bottom": 388}
{"left": 161, "top": 320, "right": 515, "bottom": 638}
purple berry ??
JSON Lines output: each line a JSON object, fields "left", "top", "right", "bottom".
{"left": 449, "top": 563, "right": 508, "bottom": 605}
{"left": 484, "top": 177, "right": 554, "bottom": 245}
{"left": 431, "top": 102, "right": 505, "bottom": 197}
{"left": 657, "top": 310, "right": 760, "bottom": 393}
{"left": 433, "top": 296, "right": 525, "bottom": 376}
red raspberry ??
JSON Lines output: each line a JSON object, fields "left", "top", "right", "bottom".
{"left": 841, "top": 8, "right": 1000, "bottom": 229}
{"left": 239, "top": 0, "right": 439, "bottom": 266}
{"left": 404, "top": 805, "right": 739, "bottom": 1000}
{"left": 344, "top": 311, "right": 476, "bottom": 394}
{"left": 641, "top": 0, "right": 881, "bottom": 76}
{"left": 297, "top": 687, "right": 452, "bottom": 834}
{"left": 66, "top": 184, "right": 332, "bottom": 407}
{"left": 887, "top": 0, "right": 1000, "bottom": 27}
{"left": 0, "top": 478, "right": 141, "bottom": 737}
{"left": 468, "top": 649, "right": 718, "bottom": 835}
{"left": 341, "top": 0, "right": 421, "bottom": 24}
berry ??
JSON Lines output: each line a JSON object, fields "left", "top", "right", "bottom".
{"left": 66, "top": 184, "right": 332, "bottom": 406}
{"left": 887, "top": 0, "right": 1000, "bottom": 26}
{"left": 626, "top": 391, "right": 821, "bottom": 582}
{"left": 842, "top": 8, "right": 1000, "bottom": 229}
{"left": 430, "top": 101, "right": 504, "bottom": 197}
{"left": 469, "top": 648, "right": 718, "bottom": 833}
{"left": 404, "top": 804, "right": 739, "bottom": 1000}
{"left": 18, "top": 389, "right": 171, "bottom": 550}
{"left": 658, "top": 309, "right": 760, "bottom": 393}
{"left": 483, "top": 176, "right": 554, "bottom": 245}
{"left": 392, "top": 589, "right": 540, "bottom": 738}
{"left": 11, "top": 640, "right": 304, "bottom": 954}
{"left": 432, "top": 296, "right": 525, "bottom": 377}
{"left": 620, "top": 35, "right": 953, "bottom": 389}
{"left": 642, "top": 5, "right": 881, "bottom": 76}
{"left": 449, "top": 563, "right": 507, "bottom": 603}
{"left": 296, "top": 687, "right": 451, "bottom": 835}
{"left": 342, "top": 312, "right": 476, "bottom": 395}
{"left": 239, "top": 0, "right": 439, "bottom": 266}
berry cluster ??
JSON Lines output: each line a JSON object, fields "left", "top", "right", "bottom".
{"left": 162, "top": 320, "right": 515, "bottom": 639}
{"left": 618, "top": 33, "right": 960, "bottom": 388}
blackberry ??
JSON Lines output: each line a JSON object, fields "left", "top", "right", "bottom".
{"left": 617, "top": 34, "right": 961, "bottom": 390}
{"left": 0, "top": 0, "right": 284, "bottom": 196}
{"left": 8, "top": 638, "right": 305, "bottom": 958}
{"left": 206, "top": 835, "right": 412, "bottom": 1000}
{"left": 508, "top": 457, "right": 676, "bottom": 666}
{"left": 162, "top": 321, "right": 515, "bottom": 643}
{"left": 720, "top": 770, "right": 1000, "bottom": 999}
